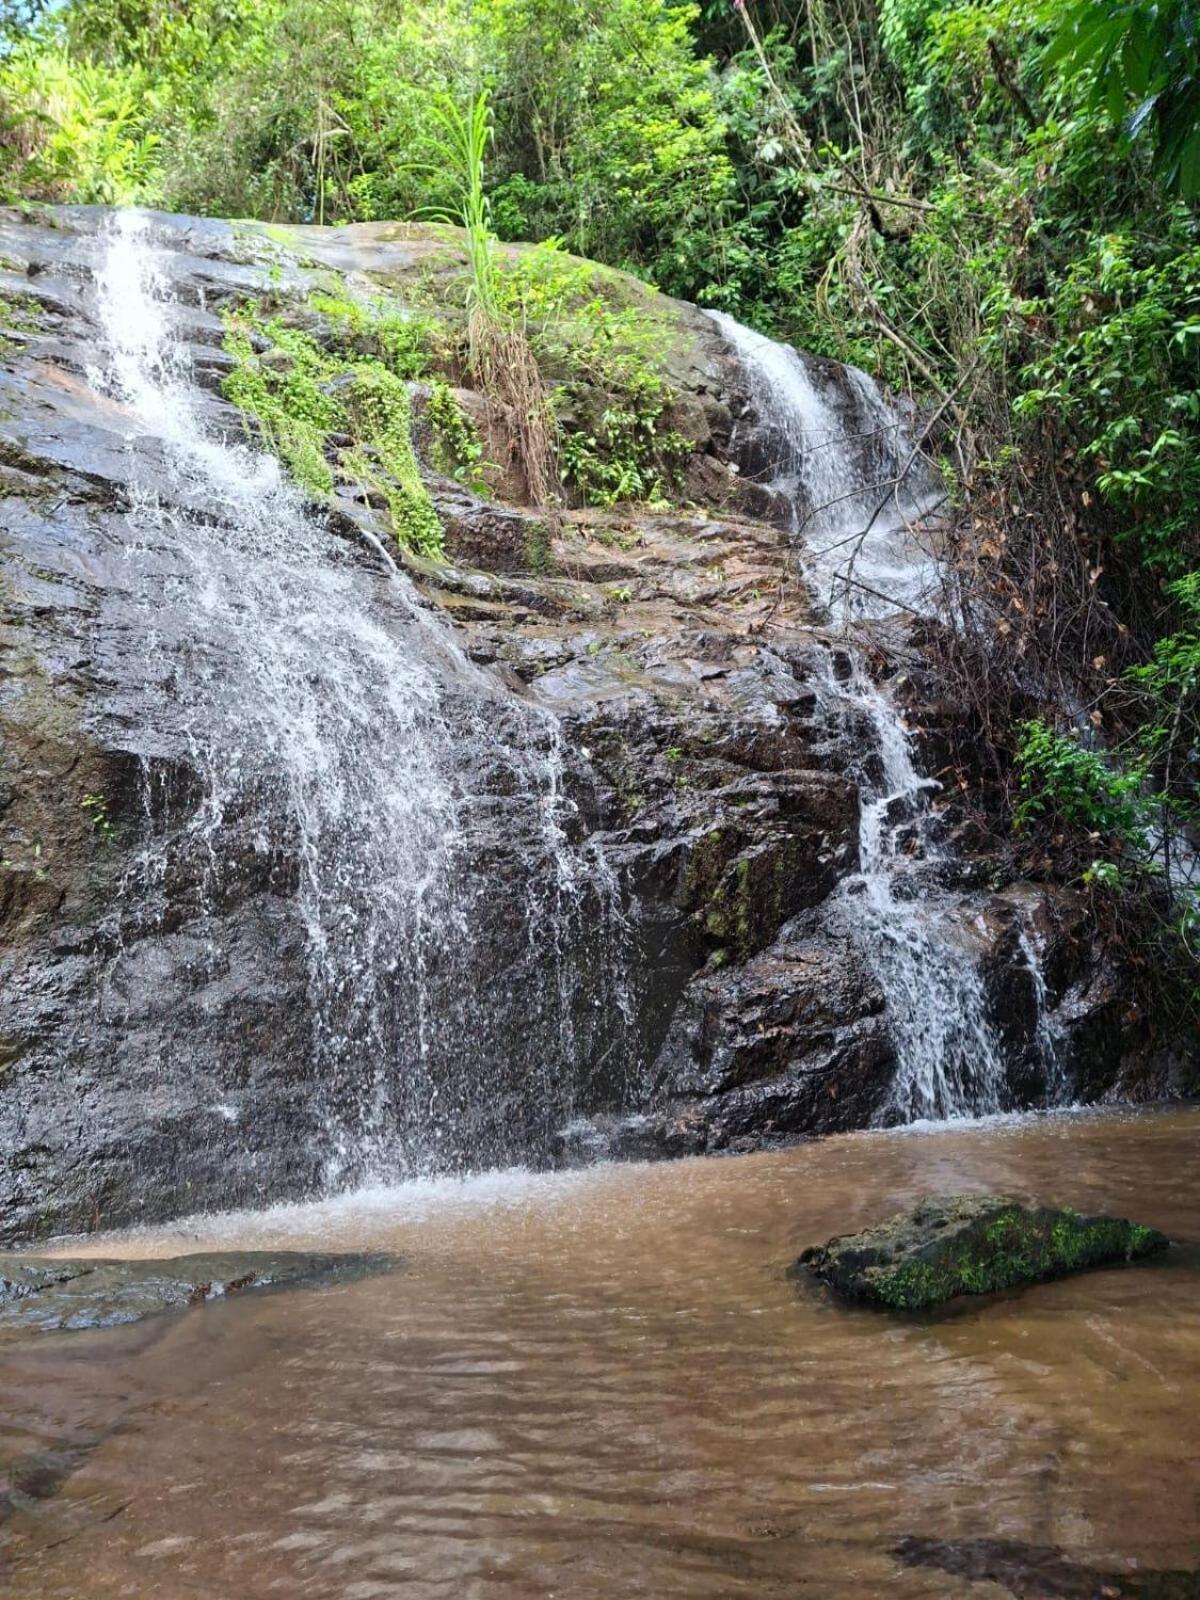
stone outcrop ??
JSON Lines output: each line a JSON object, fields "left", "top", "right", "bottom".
{"left": 0, "top": 1250, "right": 395, "bottom": 1332}
{"left": 0, "top": 206, "right": 1189, "bottom": 1240}
{"left": 799, "top": 1195, "right": 1169, "bottom": 1310}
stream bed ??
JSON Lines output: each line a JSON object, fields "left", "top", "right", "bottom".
{"left": 2, "top": 1106, "right": 1199, "bottom": 1597}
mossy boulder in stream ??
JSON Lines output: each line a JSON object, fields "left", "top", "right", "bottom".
{"left": 799, "top": 1194, "right": 1168, "bottom": 1311}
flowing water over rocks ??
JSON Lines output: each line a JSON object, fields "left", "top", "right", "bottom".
{"left": 0, "top": 205, "right": 1190, "bottom": 1236}
{"left": 827, "top": 656, "right": 1018, "bottom": 1121}
{"left": 708, "top": 311, "right": 1069, "bottom": 1123}
{"left": 704, "top": 308, "right": 943, "bottom": 617}
{"left": 0, "top": 208, "right": 640, "bottom": 1236}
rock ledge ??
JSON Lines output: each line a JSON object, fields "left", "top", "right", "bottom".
{"left": 0, "top": 1250, "right": 396, "bottom": 1333}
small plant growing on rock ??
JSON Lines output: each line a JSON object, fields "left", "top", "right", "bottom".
{"left": 427, "top": 379, "right": 491, "bottom": 495}
{"left": 81, "top": 792, "right": 114, "bottom": 843}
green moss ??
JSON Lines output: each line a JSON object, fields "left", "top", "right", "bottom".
{"left": 873, "top": 1261, "right": 945, "bottom": 1311}
{"left": 222, "top": 307, "right": 444, "bottom": 559}
{"left": 703, "top": 855, "right": 754, "bottom": 950}
{"left": 522, "top": 518, "right": 553, "bottom": 575}
{"left": 0, "top": 438, "right": 53, "bottom": 481}
{"left": 426, "top": 378, "right": 491, "bottom": 495}
{"left": 341, "top": 366, "right": 443, "bottom": 560}
{"left": 0, "top": 292, "right": 43, "bottom": 356}
{"left": 869, "top": 1205, "right": 1167, "bottom": 1310}
{"left": 308, "top": 288, "right": 434, "bottom": 379}
{"left": 223, "top": 317, "right": 338, "bottom": 498}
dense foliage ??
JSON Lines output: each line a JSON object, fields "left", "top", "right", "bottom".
{"left": 1, "top": 0, "right": 1198, "bottom": 1005}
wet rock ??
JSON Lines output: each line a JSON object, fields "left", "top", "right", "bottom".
{"left": 0, "top": 1250, "right": 395, "bottom": 1333}
{"left": 429, "top": 481, "right": 559, "bottom": 576}
{"left": 0, "top": 203, "right": 1188, "bottom": 1241}
{"left": 799, "top": 1195, "right": 1168, "bottom": 1311}
{"left": 617, "top": 934, "right": 896, "bottom": 1157}
{"left": 895, "top": 1536, "right": 1200, "bottom": 1598}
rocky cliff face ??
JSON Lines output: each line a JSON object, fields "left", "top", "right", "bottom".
{"left": 0, "top": 207, "right": 1188, "bottom": 1241}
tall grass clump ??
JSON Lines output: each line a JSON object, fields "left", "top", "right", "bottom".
{"left": 415, "top": 91, "right": 556, "bottom": 505}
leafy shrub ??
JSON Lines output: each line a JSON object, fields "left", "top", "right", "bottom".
{"left": 500, "top": 242, "right": 688, "bottom": 505}
{"left": 1015, "top": 230, "right": 1200, "bottom": 572}
{"left": 1046, "top": 0, "right": 1200, "bottom": 200}
{"left": 1014, "top": 721, "right": 1151, "bottom": 845}
{"left": 0, "top": 43, "right": 161, "bottom": 202}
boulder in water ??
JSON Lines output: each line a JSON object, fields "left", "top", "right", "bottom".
{"left": 799, "top": 1194, "right": 1168, "bottom": 1310}
{"left": 895, "top": 1536, "right": 1200, "bottom": 1598}
{"left": 0, "top": 1251, "right": 396, "bottom": 1333}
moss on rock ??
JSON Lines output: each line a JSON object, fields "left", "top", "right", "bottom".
{"left": 221, "top": 306, "right": 445, "bottom": 558}
{"left": 341, "top": 365, "right": 444, "bottom": 559}
{"left": 800, "top": 1194, "right": 1169, "bottom": 1312}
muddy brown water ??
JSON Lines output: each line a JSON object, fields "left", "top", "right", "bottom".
{"left": 1, "top": 1107, "right": 1198, "bottom": 1598}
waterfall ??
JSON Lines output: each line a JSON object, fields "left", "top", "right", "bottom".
{"left": 825, "top": 658, "right": 1011, "bottom": 1119}
{"left": 710, "top": 310, "right": 1060, "bottom": 1120}
{"left": 705, "top": 311, "right": 943, "bottom": 618}
{"left": 89, "top": 210, "right": 635, "bottom": 1181}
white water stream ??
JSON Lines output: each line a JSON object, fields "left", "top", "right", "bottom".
{"left": 706, "top": 310, "right": 943, "bottom": 617}
{"left": 90, "top": 211, "right": 635, "bottom": 1177}
{"left": 828, "top": 656, "right": 1012, "bottom": 1118}
{"left": 710, "top": 310, "right": 1062, "bottom": 1119}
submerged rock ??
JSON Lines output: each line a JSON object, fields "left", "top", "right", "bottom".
{"left": 895, "top": 1536, "right": 1200, "bottom": 1598}
{"left": 799, "top": 1195, "right": 1168, "bottom": 1311}
{"left": 0, "top": 1250, "right": 394, "bottom": 1332}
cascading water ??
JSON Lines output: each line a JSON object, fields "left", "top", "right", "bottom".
{"left": 705, "top": 311, "right": 943, "bottom": 618}
{"left": 710, "top": 310, "right": 1061, "bottom": 1120}
{"left": 822, "top": 656, "right": 1012, "bottom": 1119}
{"left": 89, "top": 210, "right": 636, "bottom": 1180}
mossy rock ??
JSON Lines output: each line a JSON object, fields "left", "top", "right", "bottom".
{"left": 799, "top": 1194, "right": 1169, "bottom": 1311}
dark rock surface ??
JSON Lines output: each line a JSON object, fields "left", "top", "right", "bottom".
{"left": 0, "top": 1250, "right": 393, "bottom": 1332}
{"left": 800, "top": 1194, "right": 1169, "bottom": 1311}
{"left": 0, "top": 204, "right": 1188, "bottom": 1240}
{"left": 895, "top": 1536, "right": 1200, "bottom": 1598}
